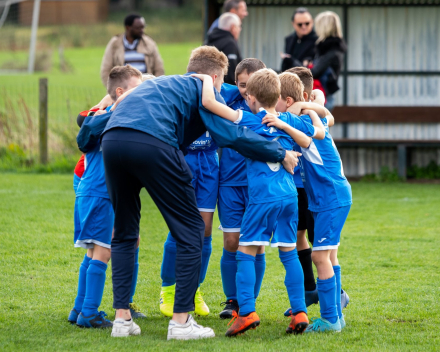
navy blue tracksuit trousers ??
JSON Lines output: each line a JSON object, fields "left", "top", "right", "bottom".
{"left": 102, "top": 128, "right": 204, "bottom": 313}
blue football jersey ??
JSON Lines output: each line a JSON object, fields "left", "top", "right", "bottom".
{"left": 236, "top": 110, "right": 316, "bottom": 204}
{"left": 187, "top": 131, "right": 218, "bottom": 153}
{"left": 296, "top": 115, "right": 352, "bottom": 212}
{"left": 75, "top": 142, "right": 109, "bottom": 199}
{"left": 219, "top": 84, "right": 249, "bottom": 186}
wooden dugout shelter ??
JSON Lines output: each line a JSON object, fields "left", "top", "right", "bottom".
{"left": 205, "top": 0, "right": 440, "bottom": 178}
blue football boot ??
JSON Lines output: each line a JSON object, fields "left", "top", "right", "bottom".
{"left": 68, "top": 309, "right": 80, "bottom": 324}
{"left": 284, "top": 288, "right": 319, "bottom": 317}
{"left": 77, "top": 311, "right": 112, "bottom": 328}
{"left": 340, "top": 314, "right": 346, "bottom": 329}
{"left": 341, "top": 289, "right": 350, "bottom": 309}
{"left": 305, "top": 317, "right": 341, "bottom": 333}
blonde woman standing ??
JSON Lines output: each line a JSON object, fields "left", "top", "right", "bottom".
{"left": 311, "top": 11, "right": 347, "bottom": 111}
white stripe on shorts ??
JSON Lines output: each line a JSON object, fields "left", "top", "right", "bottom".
{"left": 75, "top": 239, "right": 111, "bottom": 249}
{"left": 312, "top": 244, "right": 339, "bottom": 251}
{"left": 198, "top": 208, "right": 215, "bottom": 212}
{"left": 270, "top": 242, "right": 297, "bottom": 248}
{"left": 218, "top": 225, "right": 241, "bottom": 233}
{"left": 239, "top": 241, "right": 270, "bottom": 246}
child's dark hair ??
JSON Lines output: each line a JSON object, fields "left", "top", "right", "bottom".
{"left": 285, "top": 66, "right": 313, "bottom": 98}
{"left": 235, "top": 58, "right": 266, "bottom": 82}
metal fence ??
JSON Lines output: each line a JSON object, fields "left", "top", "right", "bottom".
{"left": 0, "top": 79, "right": 105, "bottom": 159}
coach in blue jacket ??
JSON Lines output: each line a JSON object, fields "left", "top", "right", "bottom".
{"left": 97, "top": 46, "right": 299, "bottom": 339}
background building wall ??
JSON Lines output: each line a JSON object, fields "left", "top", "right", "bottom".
{"left": 239, "top": 6, "right": 440, "bottom": 107}
{"left": 19, "top": 0, "right": 108, "bottom": 25}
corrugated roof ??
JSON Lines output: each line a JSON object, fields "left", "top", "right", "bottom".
{"left": 213, "top": 0, "right": 440, "bottom": 6}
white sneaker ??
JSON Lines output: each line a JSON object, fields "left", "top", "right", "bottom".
{"left": 111, "top": 318, "right": 141, "bottom": 337}
{"left": 167, "top": 314, "right": 215, "bottom": 340}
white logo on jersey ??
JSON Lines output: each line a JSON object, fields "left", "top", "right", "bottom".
{"left": 263, "top": 127, "right": 278, "bottom": 134}
{"left": 301, "top": 141, "right": 323, "bottom": 165}
{"left": 318, "top": 238, "right": 327, "bottom": 243}
{"left": 266, "top": 162, "right": 281, "bottom": 172}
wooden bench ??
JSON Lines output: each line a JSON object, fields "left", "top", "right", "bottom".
{"left": 330, "top": 107, "right": 440, "bottom": 179}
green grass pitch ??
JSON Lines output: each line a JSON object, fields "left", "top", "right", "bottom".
{"left": 0, "top": 174, "right": 439, "bottom": 351}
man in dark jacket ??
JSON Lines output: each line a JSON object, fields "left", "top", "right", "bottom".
{"left": 281, "top": 8, "right": 317, "bottom": 72}
{"left": 207, "top": 13, "right": 242, "bottom": 85}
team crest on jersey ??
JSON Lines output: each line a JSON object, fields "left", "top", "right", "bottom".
{"left": 263, "top": 127, "right": 278, "bottom": 134}
{"left": 266, "top": 161, "right": 281, "bottom": 172}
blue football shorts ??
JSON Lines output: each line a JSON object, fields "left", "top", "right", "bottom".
{"left": 74, "top": 196, "right": 114, "bottom": 249}
{"left": 239, "top": 197, "right": 298, "bottom": 248}
{"left": 218, "top": 185, "right": 248, "bottom": 232}
{"left": 185, "top": 151, "right": 219, "bottom": 212}
{"left": 312, "top": 205, "right": 351, "bottom": 251}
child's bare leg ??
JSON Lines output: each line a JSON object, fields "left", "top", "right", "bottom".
{"left": 92, "top": 244, "right": 111, "bottom": 264}
{"left": 296, "top": 230, "right": 310, "bottom": 251}
{"left": 330, "top": 248, "right": 339, "bottom": 266}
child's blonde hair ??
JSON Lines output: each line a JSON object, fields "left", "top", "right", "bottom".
{"left": 315, "top": 11, "right": 343, "bottom": 43}
{"left": 279, "top": 72, "right": 305, "bottom": 103}
{"left": 246, "top": 68, "right": 280, "bottom": 108}
{"left": 187, "top": 46, "right": 229, "bottom": 76}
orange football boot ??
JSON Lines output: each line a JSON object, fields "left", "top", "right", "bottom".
{"left": 286, "top": 311, "right": 309, "bottom": 334}
{"left": 225, "top": 311, "right": 260, "bottom": 337}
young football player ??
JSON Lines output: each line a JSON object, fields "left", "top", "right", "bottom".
{"left": 193, "top": 68, "right": 325, "bottom": 336}
{"left": 68, "top": 65, "right": 143, "bottom": 328}
{"left": 159, "top": 131, "right": 218, "bottom": 317}
{"left": 217, "top": 58, "right": 267, "bottom": 319}
{"left": 282, "top": 67, "right": 349, "bottom": 316}
{"left": 264, "top": 71, "right": 352, "bottom": 332}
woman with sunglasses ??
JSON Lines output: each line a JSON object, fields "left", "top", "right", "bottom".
{"left": 281, "top": 7, "right": 317, "bottom": 72}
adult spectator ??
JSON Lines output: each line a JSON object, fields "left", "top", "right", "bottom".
{"left": 207, "top": 13, "right": 242, "bottom": 85}
{"left": 100, "top": 14, "right": 164, "bottom": 87}
{"left": 281, "top": 8, "right": 317, "bottom": 72}
{"left": 311, "top": 11, "right": 347, "bottom": 111}
{"left": 207, "top": 0, "right": 248, "bottom": 35}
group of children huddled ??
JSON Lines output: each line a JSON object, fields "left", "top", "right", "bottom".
{"left": 69, "top": 46, "right": 352, "bottom": 338}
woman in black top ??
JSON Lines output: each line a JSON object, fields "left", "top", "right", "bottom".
{"left": 311, "top": 11, "right": 347, "bottom": 111}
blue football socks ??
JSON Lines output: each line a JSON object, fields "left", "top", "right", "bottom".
{"left": 129, "top": 247, "right": 140, "bottom": 303}
{"left": 254, "top": 253, "right": 266, "bottom": 299}
{"left": 279, "top": 249, "right": 307, "bottom": 314}
{"left": 221, "top": 248, "right": 238, "bottom": 300}
{"left": 199, "top": 235, "right": 212, "bottom": 285}
{"left": 160, "top": 233, "right": 176, "bottom": 287}
{"left": 81, "top": 259, "right": 107, "bottom": 317}
{"left": 317, "top": 275, "right": 338, "bottom": 324}
{"left": 236, "top": 251, "right": 256, "bottom": 315}
{"left": 73, "top": 254, "right": 92, "bottom": 313}
{"left": 333, "top": 265, "right": 342, "bottom": 318}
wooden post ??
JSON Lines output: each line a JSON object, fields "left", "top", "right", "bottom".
{"left": 39, "top": 78, "right": 48, "bottom": 164}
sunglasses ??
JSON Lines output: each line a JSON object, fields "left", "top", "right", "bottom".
{"left": 296, "top": 22, "right": 310, "bottom": 27}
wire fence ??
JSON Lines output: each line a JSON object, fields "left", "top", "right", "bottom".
{"left": 0, "top": 80, "right": 105, "bottom": 163}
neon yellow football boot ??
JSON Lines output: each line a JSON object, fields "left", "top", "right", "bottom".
{"left": 159, "top": 284, "right": 175, "bottom": 317}
{"left": 194, "top": 287, "right": 210, "bottom": 316}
